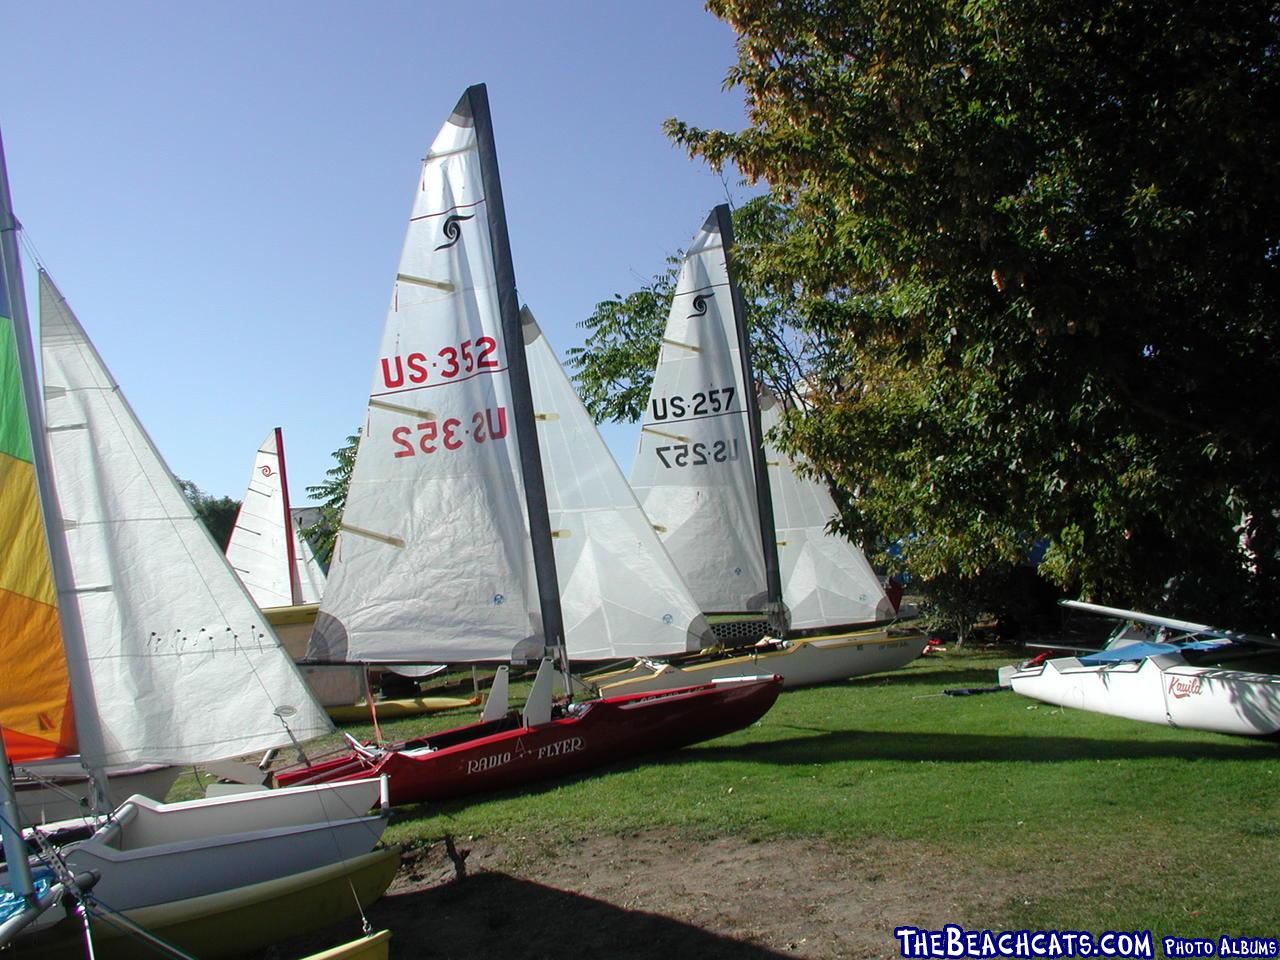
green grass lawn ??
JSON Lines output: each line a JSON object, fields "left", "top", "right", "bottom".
{"left": 333, "top": 649, "right": 1280, "bottom": 941}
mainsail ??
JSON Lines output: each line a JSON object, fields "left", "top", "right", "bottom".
{"left": 309, "top": 89, "right": 542, "bottom": 664}
{"left": 629, "top": 207, "right": 772, "bottom": 614}
{"left": 524, "top": 307, "right": 709, "bottom": 659}
{"left": 0, "top": 171, "right": 75, "bottom": 764}
{"left": 760, "top": 392, "right": 894, "bottom": 629}
{"left": 310, "top": 87, "right": 698, "bottom": 666}
{"left": 633, "top": 205, "right": 891, "bottom": 631}
{"left": 226, "top": 428, "right": 326, "bottom": 608}
{"left": 39, "top": 271, "right": 332, "bottom": 767}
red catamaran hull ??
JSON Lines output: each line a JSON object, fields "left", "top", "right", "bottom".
{"left": 274, "top": 676, "right": 782, "bottom": 805}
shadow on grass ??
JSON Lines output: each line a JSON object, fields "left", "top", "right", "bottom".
{"left": 260, "top": 872, "right": 788, "bottom": 960}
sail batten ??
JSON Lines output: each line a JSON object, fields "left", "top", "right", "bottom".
{"left": 39, "top": 272, "right": 332, "bottom": 767}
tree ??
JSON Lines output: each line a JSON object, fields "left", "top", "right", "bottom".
{"left": 177, "top": 478, "right": 240, "bottom": 551}
{"left": 305, "top": 431, "right": 360, "bottom": 566}
{"left": 650, "top": 0, "right": 1279, "bottom": 632}
{"left": 572, "top": 194, "right": 1040, "bottom": 641}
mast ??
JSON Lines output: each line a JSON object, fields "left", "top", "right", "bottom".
{"left": 463, "top": 84, "right": 568, "bottom": 671}
{"left": 274, "top": 427, "right": 304, "bottom": 605}
{"left": 0, "top": 145, "right": 70, "bottom": 644}
{"left": 0, "top": 126, "right": 46, "bottom": 914}
{"left": 715, "top": 204, "right": 787, "bottom": 634}
{"left": 0, "top": 737, "right": 35, "bottom": 917}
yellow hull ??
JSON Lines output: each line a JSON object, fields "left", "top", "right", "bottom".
{"left": 591, "top": 625, "right": 927, "bottom": 696}
{"left": 327, "top": 695, "right": 480, "bottom": 723}
{"left": 263, "top": 602, "right": 323, "bottom": 626}
{"left": 302, "top": 929, "right": 391, "bottom": 959}
{"left": 20, "top": 847, "right": 400, "bottom": 959}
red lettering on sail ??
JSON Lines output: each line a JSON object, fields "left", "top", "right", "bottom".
{"left": 380, "top": 356, "right": 405, "bottom": 389}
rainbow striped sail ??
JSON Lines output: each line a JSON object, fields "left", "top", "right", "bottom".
{"left": 0, "top": 240, "right": 76, "bottom": 763}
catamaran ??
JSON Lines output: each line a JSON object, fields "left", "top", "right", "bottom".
{"left": 1002, "top": 600, "right": 1280, "bottom": 736}
{"left": 226, "top": 427, "right": 376, "bottom": 711}
{"left": 0, "top": 125, "right": 390, "bottom": 953}
{"left": 273, "top": 84, "right": 781, "bottom": 805}
{"left": 590, "top": 206, "right": 926, "bottom": 696}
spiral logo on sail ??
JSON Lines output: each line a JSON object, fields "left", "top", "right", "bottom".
{"left": 436, "top": 212, "right": 475, "bottom": 250}
{"left": 687, "top": 293, "right": 713, "bottom": 318}
{"left": 259, "top": 466, "right": 275, "bottom": 478}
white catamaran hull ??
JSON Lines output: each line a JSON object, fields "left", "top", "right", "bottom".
{"left": 1009, "top": 652, "right": 1280, "bottom": 736}
{"left": 592, "top": 627, "right": 927, "bottom": 696}
{"left": 13, "top": 760, "right": 179, "bottom": 826}
{"left": 5, "top": 778, "right": 387, "bottom": 933}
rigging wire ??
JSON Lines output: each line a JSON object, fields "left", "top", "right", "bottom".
{"left": 4, "top": 807, "right": 201, "bottom": 960}
{"left": 15, "top": 219, "right": 49, "bottom": 273}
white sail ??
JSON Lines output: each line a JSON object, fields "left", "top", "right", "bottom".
{"left": 523, "top": 307, "right": 710, "bottom": 660}
{"left": 226, "top": 430, "right": 325, "bottom": 608}
{"left": 629, "top": 209, "right": 767, "bottom": 613}
{"left": 38, "top": 272, "right": 332, "bottom": 767}
{"left": 308, "top": 94, "right": 540, "bottom": 664}
{"left": 760, "top": 392, "right": 894, "bottom": 628}
{"left": 293, "top": 515, "right": 326, "bottom": 603}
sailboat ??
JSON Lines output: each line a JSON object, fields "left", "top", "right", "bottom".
{"left": 0, "top": 125, "right": 389, "bottom": 951}
{"left": 226, "top": 427, "right": 371, "bottom": 710}
{"left": 1002, "top": 600, "right": 1280, "bottom": 736}
{"left": 272, "top": 84, "right": 780, "bottom": 805}
{"left": 226, "top": 427, "right": 327, "bottom": 611}
{"left": 592, "top": 206, "right": 927, "bottom": 696}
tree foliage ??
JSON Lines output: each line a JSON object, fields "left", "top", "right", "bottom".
{"left": 631, "top": 0, "right": 1277, "bottom": 630}
{"left": 663, "top": 0, "right": 1280, "bottom": 631}
{"left": 305, "top": 431, "right": 360, "bottom": 565}
{"left": 177, "top": 478, "right": 240, "bottom": 551}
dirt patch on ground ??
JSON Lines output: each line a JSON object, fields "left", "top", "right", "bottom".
{"left": 261, "top": 830, "right": 1030, "bottom": 960}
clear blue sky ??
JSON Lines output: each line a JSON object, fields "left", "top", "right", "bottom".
{"left": 2, "top": 1, "right": 754, "bottom": 503}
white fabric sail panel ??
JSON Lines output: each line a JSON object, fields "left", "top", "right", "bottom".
{"left": 225, "top": 431, "right": 296, "bottom": 608}
{"left": 308, "top": 100, "right": 539, "bottom": 664}
{"left": 629, "top": 210, "right": 767, "bottom": 613}
{"left": 759, "top": 393, "right": 894, "bottom": 628}
{"left": 38, "top": 273, "right": 332, "bottom": 767}
{"left": 292, "top": 519, "right": 326, "bottom": 605}
{"left": 523, "top": 308, "right": 710, "bottom": 660}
